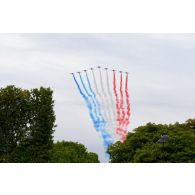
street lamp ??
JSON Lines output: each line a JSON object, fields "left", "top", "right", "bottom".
{"left": 157, "top": 134, "right": 169, "bottom": 146}
{"left": 157, "top": 134, "right": 169, "bottom": 162}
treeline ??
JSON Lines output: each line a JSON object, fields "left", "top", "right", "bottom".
{"left": 0, "top": 86, "right": 99, "bottom": 163}
{"left": 1, "top": 86, "right": 195, "bottom": 163}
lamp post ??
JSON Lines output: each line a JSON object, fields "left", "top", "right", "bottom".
{"left": 158, "top": 134, "right": 169, "bottom": 146}
{"left": 157, "top": 134, "right": 169, "bottom": 162}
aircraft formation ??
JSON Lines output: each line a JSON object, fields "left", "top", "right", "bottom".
{"left": 70, "top": 66, "right": 131, "bottom": 151}
{"left": 70, "top": 66, "right": 129, "bottom": 75}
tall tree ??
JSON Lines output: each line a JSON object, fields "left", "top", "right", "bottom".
{"left": 0, "top": 86, "right": 56, "bottom": 163}
{"left": 0, "top": 86, "right": 31, "bottom": 162}
{"left": 28, "top": 87, "right": 56, "bottom": 162}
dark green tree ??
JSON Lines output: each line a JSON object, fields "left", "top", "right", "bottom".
{"left": 27, "top": 87, "right": 56, "bottom": 163}
{"left": 0, "top": 86, "right": 56, "bottom": 163}
{"left": 108, "top": 121, "right": 195, "bottom": 163}
{"left": 0, "top": 86, "right": 31, "bottom": 162}
{"left": 50, "top": 141, "right": 100, "bottom": 163}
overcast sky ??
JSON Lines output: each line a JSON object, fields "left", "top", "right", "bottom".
{"left": 0, "top": 33, "right": 195, "bottom": 162}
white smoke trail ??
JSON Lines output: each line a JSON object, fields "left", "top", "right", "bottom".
{"left": 98, "top": 68, "right": 113, "bottom": 136}
{"left": 105, "top": 69, "right": 119, "bottom": 140}
{"left": 91, "top": 69, "right": 108, "bottom": 123}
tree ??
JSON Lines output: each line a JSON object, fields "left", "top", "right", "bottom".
{"left": 0, "top": 86, "right": 56, "bottom": 163}
{"left": 186, "top": 118, "right": 195, "bottom": 130}
{"left": 108, "top": 121, "right": 195, "bottom": 163}
{"left": 27, "top": 87, "right": 56, "bottom": 162}
{"left": 50, "top": 141, "right": 100, "bottom": 163}
{"left": 0, "top": 86, "right": 31, "bottom": 162}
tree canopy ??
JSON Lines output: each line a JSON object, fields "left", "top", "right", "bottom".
{"left": 50, "top": 141, "right": 100, "bottom": 163}
{"left": 1, "top": 86, "right": 195, "bottom": 163}
{"left": 0, "top": 85, "right": 56, "bottom": 162}
{"left": 108, "top": 119, "right": 195, "bottom": 163}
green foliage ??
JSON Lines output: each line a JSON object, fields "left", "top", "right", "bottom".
{"left": 0, "top": 85, "right": 99, "bottom": 163}
{"left": 108, "top": 120, "right": 195, "bottom": 163}
{"left": 186, "top": 118, "right": 195, "bottom": 130}
{"left": 0, "top": 85, "right": 56, "bottom": 163}
{"left": 50, "top": 141, "right": 100, "bottom": 163}
{"left": 27, "top": 87, "right": 56, "bottom": 162}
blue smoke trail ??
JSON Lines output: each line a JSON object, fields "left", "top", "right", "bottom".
{"left": 72, "top": 74, "right": 95, "bottom": 124}
{"left": 79, "top": 73, "right": 100, "bottom": 130}
{"left": 72, "top": 73, "right": 113, "bottom": 148}
{"left": 85, "top": 72, "right": 105, "bottom": 129}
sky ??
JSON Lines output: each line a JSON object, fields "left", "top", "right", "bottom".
{"left": 0, "top": 33, "right": 195, "bottom": 162}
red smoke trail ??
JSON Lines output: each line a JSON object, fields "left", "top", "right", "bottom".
{"left": 123, "top": 73, "right": 131, "bottom": 141}
{"left": 113, "top": 72, "right": 120, "bottom": 135}
{"left": 119, "top": 73, "right": 128, "bottom": 142}
{"left": 119, "top": 73, "right": 126, "bottom": 127}
{"left": 113, "top": 72, "right": 126, "bottom": 141}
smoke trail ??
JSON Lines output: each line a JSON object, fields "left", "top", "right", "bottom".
{"left": 91, "top": 69, "right": 100, "bottom": 96}
{"left": 119, "top": 73, "right": 126, "bottom": 127}
{"left": 93, "top": 69, "right": 109, "bottom": 126}
{"left": 124, "top": 73, "right": 131, "bottom": 138}
{"left": 73, "top": 73, "right": 113, "bottom": 148}
{"left": 91, "top": 69, "right": 114, "bottom": 146}
{"left": 91, "top": 69, "right": 114, "bottom": 147}
{"left": 92, "top": 69, "right": 108, "bottom": 123}
{"left": 113, "top": 72, "right": 121, "bottom": 136}
{"left": 105, "top": 69, "right": 117, "bottom": 139}
{"left": 72, "top": 74, "right": 96, "bottom": 127}
{"left": 85, "top": 71, "right": 104, "bottom": 130}
{"left": 112, "top": 71, "right": 127, "bottom": 141}
{"left": 79, "top": 73, "right": 99, "bottom": 130}
{"left": 119, "top": 73, "right": 127, "bottom": 141}
{"left": 99, "top": 68, "right": 113, "bottom": 131}
{"left": 105, "top": 69, "right": 116, "bottom": 121}
{"left": 79, "top": 74, "right": 99, "bottom": 131}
